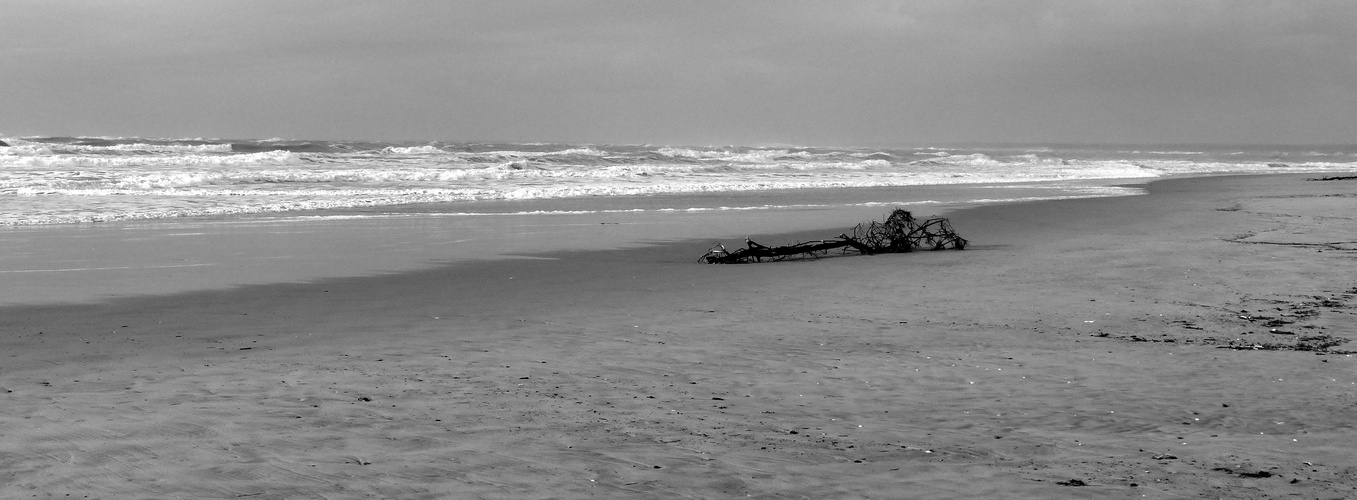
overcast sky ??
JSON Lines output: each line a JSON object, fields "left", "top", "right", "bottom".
{"left": 4, "top": 1, "right": 1355, "bottom": 146}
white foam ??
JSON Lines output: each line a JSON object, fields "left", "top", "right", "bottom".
{"left": 381, "top": 145, "right": 445, "bottom": 155}
{"left": 4, "top": 141, "right": 1355, "bottom": 226}
{"left": 65, "top": 143, "right": 234, "bottom": 154}
{"left": 0, "top": 150, "right": 299, "bottom": 169}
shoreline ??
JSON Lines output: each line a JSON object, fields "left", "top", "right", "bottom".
{"left": 0, "top": 179, "right": 1139, "bottom": 307}
{"left": 2, "top": 173, "right": 1356, "bottom": 498}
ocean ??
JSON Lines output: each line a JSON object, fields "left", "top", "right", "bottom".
{"left": 4, "top": 137, "right": 1355, "bottom": 226}
{"left": 3, "top": 136, "right": 1356, "bottom": 305}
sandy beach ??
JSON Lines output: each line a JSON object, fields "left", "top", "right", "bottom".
{"left": 2, "top": 173, "right": 1355, "bottom": 498}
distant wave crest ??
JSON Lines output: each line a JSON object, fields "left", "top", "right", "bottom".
{"left": 4, "top": 138, "right": 1356, "bottom": 225}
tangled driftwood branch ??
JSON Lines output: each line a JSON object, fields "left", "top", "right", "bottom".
{"left": 699, "top": 209, "right": 967, "bottom": 264}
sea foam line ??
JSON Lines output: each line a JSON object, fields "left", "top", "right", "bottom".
{"left": 0, "top": 263, "right": 216, "bottom": 273}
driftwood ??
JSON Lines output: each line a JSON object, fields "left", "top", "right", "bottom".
{"left": 700, "top": 209, "right": 967, "bottom": 264}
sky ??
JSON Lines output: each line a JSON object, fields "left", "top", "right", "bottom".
{"left": 3, "top": 0, "right": 1355, "bottom": 146}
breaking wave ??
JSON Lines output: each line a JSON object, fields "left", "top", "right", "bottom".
{"left": 2, "top": 136, "right": 1354, "bottom": 225}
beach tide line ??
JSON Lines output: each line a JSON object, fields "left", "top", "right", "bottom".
{"left": 0, "top": 263, "right": 215, "bottom": 273}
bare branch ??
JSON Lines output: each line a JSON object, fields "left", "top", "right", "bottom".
{"left": 699, "top": 209, "right": 967, "bottom": 264}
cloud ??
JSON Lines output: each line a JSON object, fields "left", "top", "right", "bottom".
{"left": 3, "top": 0, "right": 1354, "bottom": 145}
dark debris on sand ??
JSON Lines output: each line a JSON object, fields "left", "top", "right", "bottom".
{"left": 1093, "top": 291, "right": 1355, "bottom": 354}
{"left": 700, "top": 209, "right": 966, "bottom": 264}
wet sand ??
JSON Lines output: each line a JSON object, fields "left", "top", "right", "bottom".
{"left": 2, "top": 174, "right": 1356, "bottom": 498}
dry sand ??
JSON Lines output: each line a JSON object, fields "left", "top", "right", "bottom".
{"left": 2, "top": 174, "right": 1355, "bottom": 499}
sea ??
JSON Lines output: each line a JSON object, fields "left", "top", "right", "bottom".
{"left": 3, "top": 136, "right": 1356, "bottom": 305}
{"left": 4, "top": 136, "right": 1356, "bottom": 226}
